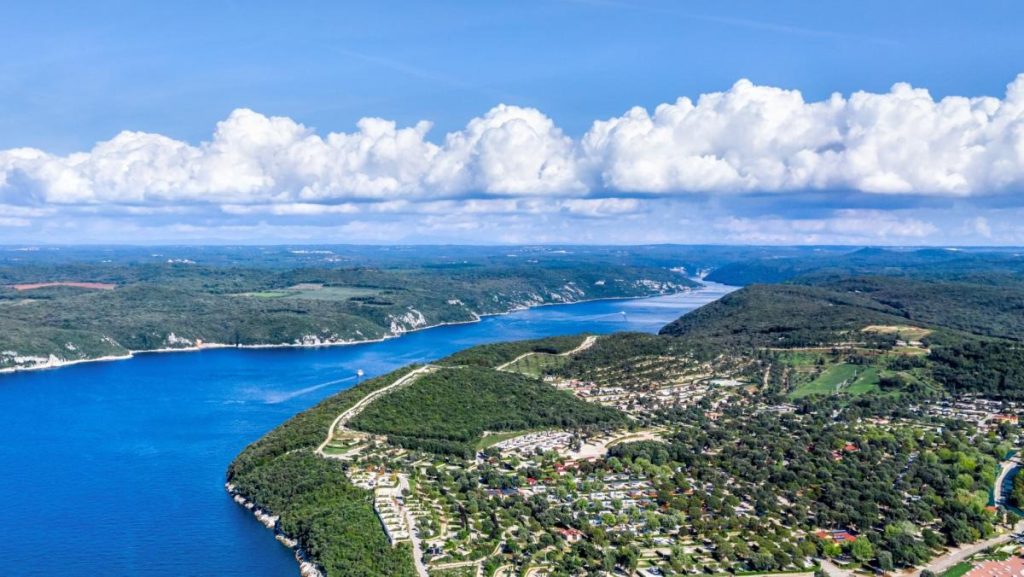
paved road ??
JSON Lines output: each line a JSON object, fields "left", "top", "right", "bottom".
{"left": 315, "top": 364, "right": 435, "bottom": 456}
{"left": 907, "top": 522, "right": 1024, "bottom": 577}
{"left": 994, "top": 458, "right": 1021, "bottom": 507}
{"left": 820, "top": 559, "right": 855, "bottom": 577}
{"left": 820, "top": 521, "right": 1024, "bottom": 577}
{"left": 397, "top": 474, "right": 430, "bottom": 577}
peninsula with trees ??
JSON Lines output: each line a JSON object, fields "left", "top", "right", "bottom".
{"left": 227, "top": 248, "right": 1024, "bottom": 577}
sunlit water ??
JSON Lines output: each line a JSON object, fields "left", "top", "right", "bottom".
{"left": 0, "top": 282, "right": 734, "bottom": 576}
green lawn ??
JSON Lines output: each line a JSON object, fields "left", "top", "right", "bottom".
{"left": 428, "top": 566, "right": 477, "bottom": 577}
{"left": 940, "top": 562, "right": 974, "bottom": 577}
{"left": 846, "top": 366, "right": 880, "bottom": 394}
{"left": 790, "top": 363, "right": 879, "bottom": 398}
{"left": 286, "top": 286, "right": 384, "bottom": 300}
{"left": 238, "top": 286, "right": 383, "bottom": 301}
{"left": 477, "top": 429, "right": 536, "bottom": 450}
{"left": 778, "top": 350, "right": 827, "bottom": 367}
{"left": 503, "top": 352, "right": 570, "bottom": 377}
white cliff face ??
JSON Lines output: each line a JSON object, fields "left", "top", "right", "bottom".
{"left": 294, "top": 333, "right": 339, "bottom": 346}
{"left": 165, "top": 332, "right": 194, "bottom": 347}
{"left": 636, "top": 279, "right": 690, "bottom": 293}
{"left": 563, "top": 282, "right": 586, "bottom": 297}
{"left": 388, "top": 308, "right": 427, "bottom": 334}
{"left": 226, "top": 483, "right": 325, "bottom": 577}
{"left": 0, "top": 351, "right": 68, "bottom": 371}
{"left": 232, "top": 493, "right": 279, "bottom": 529}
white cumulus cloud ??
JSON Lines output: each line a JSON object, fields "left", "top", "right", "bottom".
{"left": 1, "top": 74, "right": 1023, "bottom": 225}
{"left": 583, "top": 76, "right": 1024, "bottom": 196}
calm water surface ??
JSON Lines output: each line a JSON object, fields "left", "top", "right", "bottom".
{"left": 0, "top": 283, "right": 734, "bottom": 577}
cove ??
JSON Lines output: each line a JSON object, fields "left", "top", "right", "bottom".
{"left": 0, "top": 283, "right": 734, "bottom": 577}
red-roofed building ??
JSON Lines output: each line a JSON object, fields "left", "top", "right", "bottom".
{"left": 555, "top": 527, "right": 584, "bottom": 543}
{"left": 815, "top": 529, "right": 857, "bottom": 544}
{"left": 963, "top": 557, "right": 1024, "bottom": 577}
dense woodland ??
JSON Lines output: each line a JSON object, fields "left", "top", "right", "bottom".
{"left": 0, "top": 248, "right": 695, "bottom": 369}
{"left": 350, "top": 366, "right": 626, "bottom": 458}
{"left": 705, "top": 247, "right": 1024, "bottom": 286}
{"left": 228, "top": 367, "right": 422, "bottom": 577}
{"left": 220, "top": 250, "right": 1024, "bottom": 577}
{"left": 437, "top": 335, "right": 589, "bottom": 368}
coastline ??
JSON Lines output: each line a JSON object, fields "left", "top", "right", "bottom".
{"left": 225, "top": 483, "right": 325, "bottom": 577}
{"left": 0, "top": 353, "right": 135, "bottom": 375}
{"left": 223, "top": 283, "right": 732, "bottom": 577}
{"left": 0, "top": 284, "right": 709, "bottom": 377}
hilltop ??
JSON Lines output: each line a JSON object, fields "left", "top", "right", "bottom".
{"left": 228, "top": 266, "right": 1024, "bottom": 577}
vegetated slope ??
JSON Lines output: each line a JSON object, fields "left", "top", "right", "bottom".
{"left": 704, "top": 247, "right": 1024, "bottom": 286}
{"left": 659, "top": 284, "right": 913, "bottom": 350}
{"left": 227, "top": 338, "right": 625, "bottom": 575}
{"left": 661, "top": 277, "right": 1024, "bottom": 398}
{"left": 437, "top": 334, "right": 588, "bottom": 368}
{"left": 349, "top": 366, "right": 626, "bottom": 457}
{"left": 815, "top": 276, "right": 1024, "bottom": 341}
{"left": 0, "top": 259, "right": 695, "bottom": 371}
{"left": 662, "top": 274, "right": 1024, "bottom": 346}
{"left": 929, "top": 341, "right": 1024, "bottom": 398}
{"left": 227, "top": 367, "right": 421, "bottom": 577}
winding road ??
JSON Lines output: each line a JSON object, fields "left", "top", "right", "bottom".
{"left": 496, "top": 335, "right": 598, "bottom": 371}
{"left": 315, "top": 364, "right": 436, "bottom": 457}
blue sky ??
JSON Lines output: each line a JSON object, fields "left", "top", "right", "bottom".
{"left": 1, "top": 0, "right": 1024, "bottom": 245}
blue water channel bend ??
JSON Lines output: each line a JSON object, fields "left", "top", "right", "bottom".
{"left": 0, "top": 283, "right": 734, "bottom": 577}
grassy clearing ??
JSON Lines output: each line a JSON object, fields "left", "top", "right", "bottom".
{"left": 477, "top": 430, "right": 538, "bottom": 450}
{"left": 238, "top": 286, "right": 383, "bottom": 301}
{"left": 939, "top": 562, "right": 973, "bottom": 577}
{"left": 289, "top": 286, "right": 384, "bottom": 300}
{"left": 778, "top": 350, "right": 827, "bottom": 366}
{"left": 790, "top": 363, "right": 879, "bottom": 398}
{"left": 846, "top": 366, "right": 880, "bottom": 394}
{"left": 428, "top": 567, "right": 477, "bottom": 577}
{"left": 862, "top": 324, "right": 933, "bottom": 341}
{"left": 503, "top": 352, "right": 570, "bottom": 377}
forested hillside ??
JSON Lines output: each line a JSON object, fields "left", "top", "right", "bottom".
{"left": 659, "top": 283, "right": 912, "bottom": 350}
{"left": 705, "top": 247, "right": 1024, "bottom": 286}
{"left": 227, "top": 367, "right": 422, "bottom": 577}
{"left": 349, "top": 366, "right": 625, "bottom": 457}
{"left": 0, "top": 249, "right": 695, "bottom": 371}
{"left": 229, "top": 269, "right": 1024, "bottom": 577}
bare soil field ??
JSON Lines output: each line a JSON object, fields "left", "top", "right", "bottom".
{"left": 10, "top": 282, "right": 116, "bottom": 291}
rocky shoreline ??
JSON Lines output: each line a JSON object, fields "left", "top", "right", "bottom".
{"left": 225, "top": 483, "right": 325, "bottom": 577}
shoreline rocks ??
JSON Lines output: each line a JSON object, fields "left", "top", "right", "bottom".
{"left": 225, "top": 483, "right": 325, "bottom": 577}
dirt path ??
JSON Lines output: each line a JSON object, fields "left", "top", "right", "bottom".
{"left": 315, "top": 364, "right": 435, "bottom": 457}
{"left": 496, "top": 335, "right": 598, "bottom": 371}
{"left": 569, "top": 427, "right": 666, "bottom": 461}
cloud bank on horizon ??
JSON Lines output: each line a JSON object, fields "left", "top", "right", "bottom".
{"left": 2, "top": 75, "right": 1024, "bottom": 245}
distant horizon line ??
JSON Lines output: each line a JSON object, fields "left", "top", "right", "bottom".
{"left": 2, "top": 243, "right": 1022, "bottom": 250}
